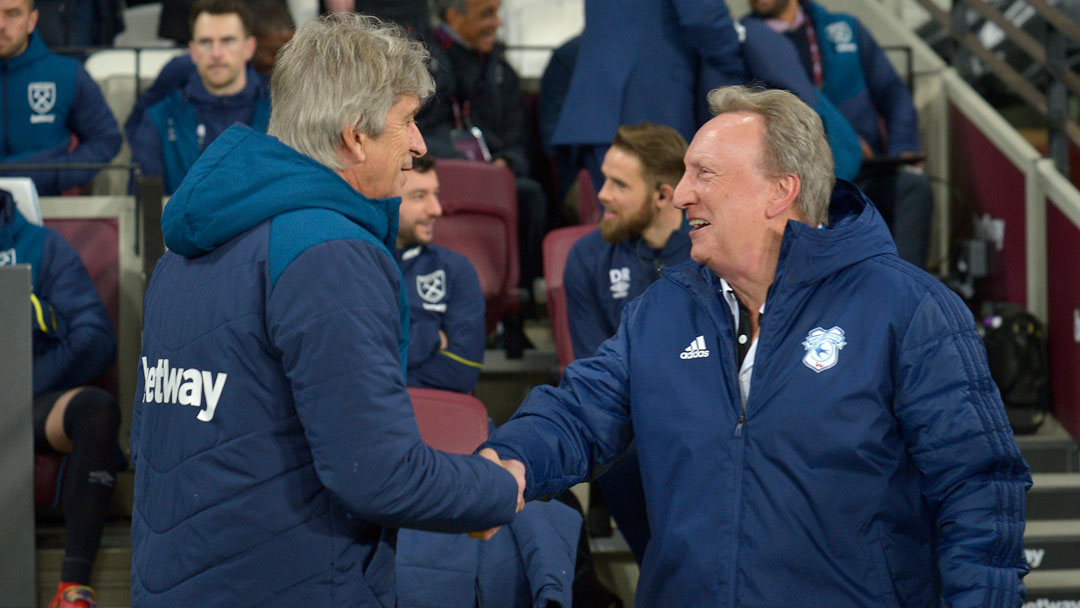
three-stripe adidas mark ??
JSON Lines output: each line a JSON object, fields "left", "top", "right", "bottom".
{"left": 680, "top": 335, "right": 710, "bottom": 359}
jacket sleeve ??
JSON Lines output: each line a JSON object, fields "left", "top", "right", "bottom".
{"left": 124, "top": 54, "right": 195, "bottom": 142}
{"left": 672, "top": 0, "right": 747, "bottom": 85}
{"left": 564, "top": 241, "right": 610, "bottom": 360}
{"left": 15, "top": 68, "right": 121, "bottom": 193}
{"left": 855, "top": 19, "right": 921, "bottom": 156}
{"left": 32, "top": 230, "right": 116, "bottom": 395}
{"left": 895, "top": 290, "right": 1030, "bottom": 608}
{"left": 416, "top": 45, "right": 468, "bottom": 161}
{"left": 407, "top": 255, "right": 486, "bottom": 393}
{"left": 128, "top": 110, "right": 165, "bottom": 192}
{"left": 267, "top": 238, "right": 518, "bottom": 532}
{"left": 483, "top": 298, "right": 638, "bottom": 500}
{"left": 483, "top": 61, "right": 530, "bottom": 176}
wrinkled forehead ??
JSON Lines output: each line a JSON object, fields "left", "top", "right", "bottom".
{"left": 687, "top": 113, "right": 765, "bottom": 164}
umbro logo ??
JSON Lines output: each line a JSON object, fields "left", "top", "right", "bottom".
{"left": 680, "top": 335, "right": 710, "bottom": 359}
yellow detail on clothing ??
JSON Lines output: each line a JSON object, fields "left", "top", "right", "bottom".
{"left": 29, "top": 292, "right": 56, "bottom": 333}
{"left": 438, "top": 350, "right": 483, "bottom": 368}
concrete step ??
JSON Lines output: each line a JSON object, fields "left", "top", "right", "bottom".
{"left": 1025, "top": 520, "right": 1080, "bottom": 570}
{"left": 1023, "top": 569, "right": 1080, "bottom": 604}
{"left": 1028, "top": 474, "right": 1080, "bottom": 520}
{"left": 1017, "top": 434, "right": 1080, "bottom": 474}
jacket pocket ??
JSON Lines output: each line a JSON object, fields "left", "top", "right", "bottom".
{"left": 869, "top": 536, "right": 902, "bottom": 607}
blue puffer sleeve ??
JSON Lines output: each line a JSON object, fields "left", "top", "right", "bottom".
{"left": 267, "top": 238, "right": 518, "bottom": 532}
{"left": 895, "top": 289, "right": 1030, "bottom": 608}
{"left": 407, "top": 253, "right": 485, "bottom": 393}
{"left": 484, "top": 298, "right": 638, "bottom": 500}
{"left": 855, "top": 20, "right": 921, "bottom": 156}
{"left": 32, "top": 229, "right": 116, "bottom": 395}
{"left": 672, "top": 0, "right": 747, "bottom": 84}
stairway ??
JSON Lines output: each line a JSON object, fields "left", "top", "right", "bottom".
{"left": 1019, "top": 418, "right": 1080, "bottom": 605}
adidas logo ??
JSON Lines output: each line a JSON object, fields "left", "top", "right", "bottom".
{"left": 680, "top": 335, "right": 710, "bottom": 359}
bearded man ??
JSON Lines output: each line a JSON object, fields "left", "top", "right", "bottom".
{"left": 561, "top": 122, "right": 689, "bottom": 563}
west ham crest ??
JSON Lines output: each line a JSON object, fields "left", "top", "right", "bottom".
{"left": 802, "top": 326, "right": 847, "bottom": 373}
{"left": 0, "top": 248, "right": 16, "bottom": 266}
{"left": 28, "top": 82, "right": 56, "bottom": 115}
{"left": 416, "top": 269, "right": 446, "bottom": 303}
{"left": 824, "top": 22, "right": 857, "bottom": 52}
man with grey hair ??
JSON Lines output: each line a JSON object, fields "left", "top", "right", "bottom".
{"left": 481, "top": 85, "right": 1030, "bottom": 606}
{"left": 130, "top": 14, "right": 524, "bottom": 607}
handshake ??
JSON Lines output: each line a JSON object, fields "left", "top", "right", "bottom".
{"left": 468, "top": 448, "right": 526, "bottom": 540}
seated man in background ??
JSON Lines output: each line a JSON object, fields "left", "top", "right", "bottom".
{"left": 124, "top": 0, "right": 290, "bottom": 143}
{"left": 1, "top": 190, "right": 120, "bottom": 608}
{"left": 129, "top": 0, "right": 270, "bottom": 194}
{"left": 396, "top": 154, "right": 486, "bottom": 394}
{"left": 417, "top": 0, "right": 547, "bottom": 307}
{"left": 746, "top": 0, "right": 933, "bottom": 267}
{"left": 0, "top": 0, "right": 121, "bottom": 195}
{"left": 563, "top": 122, "right": 690, "bottom": 564}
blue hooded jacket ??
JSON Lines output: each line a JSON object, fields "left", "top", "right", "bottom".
{"left": 129, "top": 65, "right": 270, "bottom": 194}
{"left": 0, "top": 191, "right": 115, "bottom": 395}
{"left": 485, "top": 181, "right": 1030, "bottom": 607}
{"left": 0, "top": 32, "right": 121, "bottom": 194}
{"left": 131, "top": 125, "right": 518, "bottom": 607}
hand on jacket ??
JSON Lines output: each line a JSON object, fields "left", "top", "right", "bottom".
{"left": 468, "top": 448, "right": 526, "bottom": 540}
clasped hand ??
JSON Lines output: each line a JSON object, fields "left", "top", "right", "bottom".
{"left": 467, "top": 448, "right": 525, "bottom": 540}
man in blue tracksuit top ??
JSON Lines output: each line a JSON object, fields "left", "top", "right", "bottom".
{"left": 563, "top": 123, "right": 690, "bottom": 565}
{"left": 129, "top": 0, "right": 270, "bottom": 195}
{"left": 745, "top": 0, "right": 934, "bottom": 268}
{"left": 395, "top": 154, "right": 486, "bottom": 394}
{"left": 0, "top": 0, "right": 121, "bottom": 195}
{"left": 1, "top": 190, "right": 120, "bottom": 608}
{"left": 484, "top": 86, "right": 1030, "bottom": 607}
{"left": 130, "top": 15, "right": 523, "bottom": 607}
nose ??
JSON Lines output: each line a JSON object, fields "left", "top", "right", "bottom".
{"left": 410, "top": 121, "right": 427, "bottom": 158}
{"left": 672, "top": 174, "right": 692, "bottom": 210}
{"left": 428, "top": 196, "right": 443, "bottom": 218}
{"left": 597, "top": 178, "right": 613, "bottom": 206}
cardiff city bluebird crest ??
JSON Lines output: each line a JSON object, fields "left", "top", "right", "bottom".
{"left": 416, "top": 269, "right": 446, "bottom": 303}
{"left": 28, "top": 82, "right": 56, "bottom": 114}
{"left": 802, "top": 326, "right": 847, "bottom": 373}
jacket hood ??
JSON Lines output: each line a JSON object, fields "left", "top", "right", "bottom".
{"left": 666, "top": 180, "right": 897, "bottom": 294}
{"left": 162, "top": 125, "right": 401, "bottom": 257}
{"left": 3, "top": 31, "right": 48, "bottom": 70}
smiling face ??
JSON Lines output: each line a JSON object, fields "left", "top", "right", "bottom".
{"left": 673, "top": 112, "right": 781, "bottom": 280}
{"left": 0, "top": 0, "right": 36, "bottom": 59}
{"left": 397, "top": 167, "right": 441, "bottom": 248}
{"left": 598, "top": 145, "right": 658, "bottom": 244}
{"left": 347, "top": 93, "right": 427, "bottom": 200}
{"left": 189, "top": 12, "right": 256, "bottom": 96}
{"left": 447, "top": 0, "right": 502, "bottom": 53}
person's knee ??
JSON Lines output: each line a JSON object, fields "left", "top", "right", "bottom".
{"left": 62, "top": 387, "right": 120, "bottom": 442}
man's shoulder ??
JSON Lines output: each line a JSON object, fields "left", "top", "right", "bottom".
{"left": 268, "top": 208, "right": 392, "bottom": 285}
{"left": 426, "top": 243, "right": 475, "bottom": 271}
{"left": 568, "top": 227, "right": 607, "bottom": 258}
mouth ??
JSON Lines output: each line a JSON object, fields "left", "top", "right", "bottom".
{"left": 688, "top": 219, "right": 710, "bottom": 231}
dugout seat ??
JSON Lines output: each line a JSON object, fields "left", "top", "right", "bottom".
{"left": 432, "top": 159, "right": 520, "bottom": 334}
{"left": 543, "top": 225, "right": 598, "bottom": 373}
{"left": 408, "top": 388, "right": 489, "bottom": 454}
{"left": 577, "top": 168, "right": 601, "bottom": 225}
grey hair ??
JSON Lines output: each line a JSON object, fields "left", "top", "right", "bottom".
{"left": 267, "top": 13, "right": 434, "bottom": 171}
{"left": 433, "top": 0, "right": 468, "bottom": 20}
{"left": 707, "top": 85, "right": 834, "bottom": 227}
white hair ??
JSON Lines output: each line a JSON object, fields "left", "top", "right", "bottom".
{"left": 267, "top": 13, "right": 434, "bottom": 171}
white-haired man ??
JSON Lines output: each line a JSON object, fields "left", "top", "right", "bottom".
{"left": 481, "top": 86, "right": 1030, "bottom": 607}
{"left": 130, "top": 14, "right": 523, "bottom": 607}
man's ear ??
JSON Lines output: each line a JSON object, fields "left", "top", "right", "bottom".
{"left": 243, "top": 35, "right": 257, "bottom": 62}
{"left": 765, "top": 173, "right": 800, "bottom": 219}
{"left": 445, "top": 8, "right": 464, "bottom": 32}
{"left": 27, "top": 8, "right": 38, "bottom": 34}
{"left": 655, "top": 183, "right": 674, "bottom": 208}
{"left": 340, "top": 124, "right": 367, "bottom": 165}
